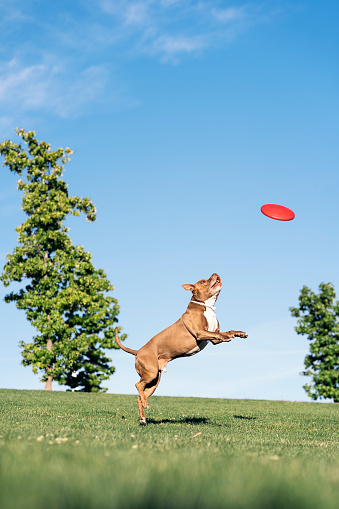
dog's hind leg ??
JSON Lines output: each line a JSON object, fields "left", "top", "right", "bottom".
{"left": 136, "top": 376, "right": 155, "bottom": 425}
{"left": 135, "top": 351, "right": 160, "bottom": 424}
{"left": 136, "top": 371, "right": 162, "bottom": 425}
{"left": 137, "top": 396, "right": 146, "bottom": 425}
{"left": 144, "top": 371, "right": 162, "bottom": 400}
{"left": 135, "top": 353, "right": 159, "bottom": 407}
{"left": 135, "top": 371, "right": 158, "bottom": 409}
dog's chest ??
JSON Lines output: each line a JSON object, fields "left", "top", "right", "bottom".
{"left": 204, "top": 307, "right": 218, "bottom": 332}
{"left": 185, "top": 303, "right": 218, "bottom": 357}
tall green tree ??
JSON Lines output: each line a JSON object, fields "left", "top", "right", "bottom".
{"left": 0, "top": 128, "right": 124, "bottom": 391}
{"left": 290, "top": 283, "right": 339, "bottom": 403}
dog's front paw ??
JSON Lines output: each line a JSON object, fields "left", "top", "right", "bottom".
{"left": 222, "top": 330, "right": 248, "bottom": 340}
{"left": 235, "top": 331, "right": 248, "bottom": 338}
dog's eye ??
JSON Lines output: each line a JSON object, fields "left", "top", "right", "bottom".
{"left": 201, "top": 280, "right": 207, "bottom": 284}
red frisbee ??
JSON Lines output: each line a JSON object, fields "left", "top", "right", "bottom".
{"left": 261, "top": 203, "right": 295, "bottom": 221}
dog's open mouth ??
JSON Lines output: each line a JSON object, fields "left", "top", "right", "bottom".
{"left": 211, "top": 276, "right": 221, "bottom": 289}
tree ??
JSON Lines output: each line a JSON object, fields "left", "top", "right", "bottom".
{"left": 0, "top": 128, "right": 125, "bottom": 391}
{"left": 290, "top": 283, "right": 339, "bottom": 403}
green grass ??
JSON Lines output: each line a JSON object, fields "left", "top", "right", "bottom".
{"left": 0, "top": 389, "right": 338, "bottom": 509}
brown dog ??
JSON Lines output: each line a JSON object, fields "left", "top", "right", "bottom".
{"left": 115, "top": 273, "right": 247, "bottom": 424}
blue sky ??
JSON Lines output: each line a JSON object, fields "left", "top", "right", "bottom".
{"left": 1, "top": 0, "right": 338, "bottom": 402}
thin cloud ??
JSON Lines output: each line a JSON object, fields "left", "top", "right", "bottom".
{"left": 0, "top": 1, "right": 289, "bottom": 118}
{"left": 211, "top": 6, "right": 246, "bottom": 23}
{"left": 124, "top": 3, "right": 150, "bottom": 26}
{"left": 145, "top": 34, "right": 208, "bottom": 62}
{"left": 99, "top": 0, "right": 152, "bottom": 26}
{"left": 0, "top": 0, "right": 31, "bottom": 24}
{"left": 155, "top": 34, "right": 206, "bottom": 53}
{"left": 97, "top": 1, "right": 279, "bottom": 60}
{"left": 0, "top": 59, "right": 111, "bottom": 118}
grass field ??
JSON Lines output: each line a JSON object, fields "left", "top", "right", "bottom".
{"left": 0, "top": 389, "right": 338, "bottom": 509}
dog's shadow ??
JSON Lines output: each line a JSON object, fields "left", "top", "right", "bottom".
{"left": 147, "top": 416, "right": 210, "bottom": 425}
{"left": 233, "top": 415, "right": 257, "bottom": 420}
{"left": 147, "top": 415, "right": 257, "bottom": 425}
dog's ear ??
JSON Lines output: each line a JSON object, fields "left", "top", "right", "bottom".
{"left": 182, "top": 284, "right": 194, "bottom": 292}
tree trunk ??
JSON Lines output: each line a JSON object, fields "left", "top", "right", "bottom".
{"left": 44, "top": 338, "right": 53, "bottom": 391}
{"left": 44, "top": 375, "right": 53, "bottom": 391}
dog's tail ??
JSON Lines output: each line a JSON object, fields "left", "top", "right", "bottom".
{"left": 115, "top": 328, "right": 138, "bottom": 356}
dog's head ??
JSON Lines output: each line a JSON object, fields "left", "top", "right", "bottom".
{"left": 182, "top": 273, "right": 222, "bottom": 302}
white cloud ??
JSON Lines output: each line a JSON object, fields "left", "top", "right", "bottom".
{"left": 0, "top": 0, "right": 31, "bottom": 24}
{"left": 124, "top": 3, "right": 150, "bottom": 26}
{"left": 0, "top": 59, "right": 111, "bottom": 118}
{"left": 211, "top": 6, "right": 246, "bottom": 23}
{"left": 155, "top": 34, "right": 205, "bottom": 53}
{"left": 96, "top": 1, "right": 282, "bottom": 61}
{"left": 148, "top": 34, "right": 207, "bottom": 62}
{"left": 0, "top": 1, "right": 288, "bottom": 118}
{"left": 100, "top": 0, "right": 151, "bottom": 26}
{"left": 99, "top": 0, "right": 122, "bottom": 15}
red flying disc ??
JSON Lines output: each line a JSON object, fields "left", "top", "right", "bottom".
{"left": 261, "top": 203, "right": 295, "bottom": 221}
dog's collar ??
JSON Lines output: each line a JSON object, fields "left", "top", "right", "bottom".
{"left": 191, "top": 300, "right": 216, "bottom": 311}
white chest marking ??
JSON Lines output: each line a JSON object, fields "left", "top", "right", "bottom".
{"left": 191, "top": 295, "right": 219, "bottom": 332}
{"left": 204, "top": 306, "right": 218, "bottom": 332}
{"left": 185, "top": 295, "right": 219, "bottom": 356}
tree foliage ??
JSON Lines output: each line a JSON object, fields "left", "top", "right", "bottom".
{"left": 290, "top": 283, "right": 339, "bottom": 403}
{"left": 0, "top": 128, "right": 124, "bottom": 391}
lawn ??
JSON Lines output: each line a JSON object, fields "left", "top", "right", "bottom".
{"left": 0, "top": 389, "right": 338, "bottom": 509}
